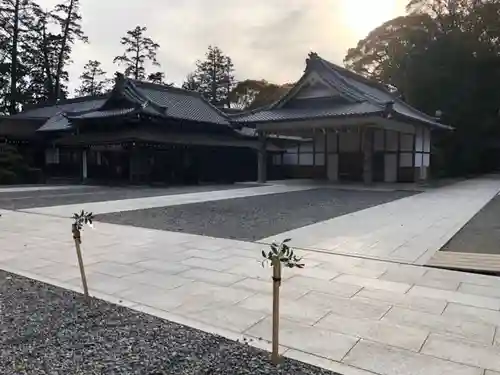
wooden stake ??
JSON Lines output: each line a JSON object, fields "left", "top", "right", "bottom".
{"left": 271, "top": 258, "right": 282, "bottom": 365}
{"left": 72, "top": 223, "right": 90, "bottom": 303}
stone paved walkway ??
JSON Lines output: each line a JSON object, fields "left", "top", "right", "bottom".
{"left": 1, "top": 179, "right": 500, "bottom": 375}
{"left": 261, "top": 177, "right": 500, "bottom": 265}
{"left": 21, "top": 184, "right": 314, "bottom": 216}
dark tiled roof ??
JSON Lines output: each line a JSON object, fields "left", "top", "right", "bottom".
{"left": 66, "top": 107, "right": 137, "bottom": 120}
{"left": 55, "top": 129, "right": 282, "bottom": 151}
{"left": 10, "top": 75, "right": 230, "bottom": 132}
{"left": 131, "top": 80, "right": 229, "bottom": 125}
{"left": 233, "top": 53, "right": 452, "bottom": 130}
{"left": 235, "top": 102, "right": 383, "bottom": 123}
{"left": 11, "top": 96, "right": 107, "bottom": 120}
{"left": 37, "top": 113, "right": 72, "bottom": 132}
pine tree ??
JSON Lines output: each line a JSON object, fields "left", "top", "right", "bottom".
{"left": 51, "top": 0, "right": 87, "bottom": 102}
{"left": 113, "top": 26, "right": 160, "bottom": 81}
{"left": 76, "top": 60, "right": 109, "bottom": 96}
{"left": 182, "top": 72, "right": 200, "bottom": 91}
{"left": 0, "top": 0, "right": 41, "bottom": 113}
{"left": 189, "top": 45, "right": 234, "bottom": 107}
{"left": 147, "top": 71, "right": 171, "bottom": 85}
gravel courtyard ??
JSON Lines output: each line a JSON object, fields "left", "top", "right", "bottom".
{"left": 0, "top": 184, "right": 258, "bottom": 210}
{"left": 0, "top": 271, "right": 338, "bottom": 375}
{"left": 96, "top": 188, "right": 415, "bottom": 241}
{"left": 441, "top": 194, "right": 500, "bottom": 254}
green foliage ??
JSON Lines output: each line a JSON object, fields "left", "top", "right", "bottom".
{"left": 76, "top": 60, "right": 110, "bottom": 96}
{"left": 184, "top": 45, "right": 234, "bottom": 107}
{"left": 344, "top": 0, "right": 500, "bottom": 177}
{"left": 0, "top": 144, "right": 34, "bottom": 184}
{"left": 0, "top": 0, "right": 86, "bottom": 112}
{"left": 72, "top": 210, "right": 93, "bottom": 231}
{"left": 229, "top": 79, "right": 293, "bottom": 110}
{"left": 113, "top": 26, "right": 160, "bottom": 81}
{"left": 261, "top": 239, "right": 305, "bottom": 269}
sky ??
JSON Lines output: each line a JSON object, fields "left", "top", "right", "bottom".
{"left": 38, "top": 0, "right": 407, "bottom": 92}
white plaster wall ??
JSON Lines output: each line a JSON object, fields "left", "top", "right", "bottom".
{"left": 386, "top": 131, "right": 399, "bottom": 152}
{"left": 415, "top": 128, "right": 424, "bottom": 152}
{"left": 400, "top": 153, "right": 413, "bottom": 167}
{"left": 327, "top": 154, "right": 339, "bottom": 181}
{"left": 283, "top": 152, "right": 298, "bottom": 165}
{"left": 327, "top": 132, "right": 337, "bottom": 153}
{"left": 423, "top": 128, "right": 431, "bottom": 152}
{"left": 400, "top": 134, "right": 414, "bottom": 151}
{"left": 384, "top": 154, "right": 397, "bottom": 182}
{"left": 45, "top": 148, "right": 60, "bottom": 164}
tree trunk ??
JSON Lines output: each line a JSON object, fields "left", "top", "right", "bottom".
{"left": 41, "top": 19, "right": 55, "bottom": 100}
{"left": 9, "top": 0, "right": 20, "bottom": 115}
{"left": 54, "top": 0, "right": 75, "bottom": 102}
{"left": 135, "top": 43, "right": 139, "bottom": 80}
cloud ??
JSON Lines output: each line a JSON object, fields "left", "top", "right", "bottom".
{"left": 38, "top": 0, "right": 405, "bottom": 92}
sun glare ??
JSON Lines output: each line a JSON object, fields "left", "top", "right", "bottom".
{"left": 341, "top": 0, "right": 401, "bottom": 38}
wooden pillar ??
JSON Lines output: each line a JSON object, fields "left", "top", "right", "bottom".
{"left": 362, "top": 127, "right": 374, "bottom": 185}
{"left": 257, "top": 131, "right": 267, "bottom": 183}
{"left": 82, "top": 149, "right": 88, "bottom": 181}
{"left": 312, "top": 129, "right": 316, "bottom": 179}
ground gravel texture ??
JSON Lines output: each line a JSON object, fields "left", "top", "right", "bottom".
{"left": 0, "top": 270, "right": 340, "bottom": 375}
{"left": 0, "top": 184, "right": 258, "bottom": 210}
{"left": 442, "top": 195, "right": 500, "bottom": 255}
{"left": 96, "top": 188, "right": 414, "bottom": 241}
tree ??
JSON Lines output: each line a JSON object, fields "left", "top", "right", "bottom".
{"left": 0, "top": 0, "right": 41, "bottom": 114}
{"left": 113, "top": 26, "right": 160, "bottom": 81}
{"left": 344, "top": 0, "right": 500, "bottom": 177}
{"left": 147, "top": 71, "right": 169, "bottom": 85}
{"left": 182, "top": 72, "right": 200, "bottom": 91}
{"left": 188, "top": 45, "right": 235, "bottom": 107}
{"left": 229, "top": 79, "right": 293, "bottom": 110}
{"left": 76, "top": 60, "right": 109, "bottom": 96}
{"left": 51, "top": 0, "right": 87, "bottom": 102}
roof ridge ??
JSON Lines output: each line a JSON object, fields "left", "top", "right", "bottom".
{"left": 131, "top": 78, "right": 203, "bottom": 98}
{"left": 23, "top": 94, "right": 108, "bottom": 111}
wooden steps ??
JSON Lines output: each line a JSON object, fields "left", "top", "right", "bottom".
{"left": 427, "top": 251, "right": 500, "bottom": 274}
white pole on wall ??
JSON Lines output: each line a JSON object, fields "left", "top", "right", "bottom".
{"left": 82, "top": 149, "right": 88, "bottom": 181}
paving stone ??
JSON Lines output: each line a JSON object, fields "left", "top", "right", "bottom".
{"left": 286, "top": 275, "right": 363, "bottom": 298}
{"left": 66, "top": 272, "right": 137, "bottom": 295}
{"left": 443, "top": 303, "right": 500, "bottom": 327}
{"left": 335, "top": 274, "right": 412, "bottom": 293}
{"left": 378, "top": 264, "right": 427, "bottom": 284}
{"left": 84, "top": 262, "right": 145, "bottom": 278}
{"left": 182, "top": 249, "right": 232, "bottom": 260}
{"left": 415, "top": 277, "right": 461, "bottom": 291}
{"left": 30, "top": 264, "right": 83, "bottom": 282}
{"left": 298, "top": 291, "right": 391, "bottom": 320}
{"left": 293, "top": 267, "right": 341, "bottom": 281}
{"left": 180, "top": 257, "right": 232, "bottom": 272}
{"left": 382, "top": 307, "right": 496, "bottom": 345}
{"left": 343, "top": 340, "right": 482, "bottom": 375}
{"left": 353, "top": 288, "right": 447, "bottom": 314}
{"left": 459, "top": 283, "right": 500, "bottom": 299}
{"left": 408, "top": 285, "right": 500, "bottom": 310}
{"left": 123, "top": 270, "right": 194, "bottom": 290}
{"left": 284, "top": 350, "right": 378, "bottom": 375}
{"left": 238, "top": 293, "right": 331, "bottom": 325}
{"left": 178, "top": 268, "right": 244, "bottom": 286}
{"left": 133, "top": 259, "right": 190, "bottom": 274}
{"left": 421, "top": 334, "right": 500, "bottom": 372}
{"left": 2, "top": 257, "right": 56, "bottom": 271}
{"left": 245, "top": 317, "right": 359, "bottom": 361}
{"left": 315, "top": 313, "right": 429, "bottom": 351}
{"left": 186, "top": 305, "right": 268, "bottom": 333}
{"left": 231, "top": 278, "right": 309, "bottom": 300}
{"left": 424, "top": 268, "right": 500, "bottom": 288}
